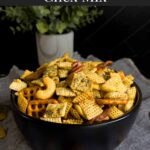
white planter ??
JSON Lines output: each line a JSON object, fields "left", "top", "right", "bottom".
{"left": 36, "top": 31, "right": 74, "bottom": 65}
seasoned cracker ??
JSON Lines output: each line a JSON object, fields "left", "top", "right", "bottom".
{"left": 82, "top": 61, "right": 102, "bottom": 73}
{"left": 58, "top": 69, "right": 69, "bottom": 78}
{"left": 127, "top": 86, "right": 136, "bottom": 101}
{"left": 124, "top": 87, "right": 136, "bottom": 112}
{"left": 86, "top": 72, "right": 105, "bottom": 84}
{"left": 92, "top": 83, "right": 101, "bottom": 90}
{"left": 92, "top": 90, "right": 101, "bottom": 98}
{"left": 58, "top": 96, "right": 73, "bottom": 118}
{"left": 52, "top": 76, "right": 59, "bottom": 84}
{"left": 101, "top": 74, "right": 127, "bottom": 93}
{"left": 9, "top": 79, "right": 27, "bottom": 91}
{"left": 67, "top": 72, "right": 92, "bottom": 92}
{"left": 63, "top": 119, "right": 83, "bottom": 124}
{"left": 107, "top": 106, "right": 124, "bottom": 119}
{"left": 57, "top": 62, "right": 72, "bottom": 70}
{"left": 31, "top": 79, "right": 44, "bottom": 87}
{"left": 72, "top": 89, "right": 82, "bottom": 96}
{"left": 56, "top": 87, "right": 76, "bottom": 97}
{"left": 45, "top": 102, "right": 67, "bottom": 118}
{"left": 44, "top": 65, "right": 58, "bottom": 77}
{"left": 58, "top": 96, "right": 73, "bottom": 103}
{"left": 73, "top": 91, "right": 94, "bottom": 103}
{"left": 20, "top": 70, "right": 33, "bottom": 79}
{"left": 123, "top": 75, "right": 134, "bottom": 87}
{"left": 79, "top": 99, "right": 103, "bottom": 120}
{"left": 57, "top": 80, "right": 67, "bottom": 88}
{"left": 61, "top": 53, "right": 76, "bottom": 62}
{"left": 124, "top": 100, "right": 134, "bottom": 112}
{"left": 18, "top": 92, "right": 28, "bottom": 113}
{"left": 41, "top": 117, "right": 62, "bottom": 124}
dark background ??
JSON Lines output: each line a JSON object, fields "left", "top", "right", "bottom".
{"left": 0, "top": 6, "right": 150, "bottom": 78}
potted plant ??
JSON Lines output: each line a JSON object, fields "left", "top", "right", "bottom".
{"left": 0, "top": 6, "right": 103, "bottom": 65}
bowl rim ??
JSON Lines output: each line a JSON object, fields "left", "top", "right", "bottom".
{"left": 10, "top": 82, "right": 142, "bottom": 127}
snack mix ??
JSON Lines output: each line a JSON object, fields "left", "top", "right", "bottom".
{"left": 9, "top": 54, "right": 136, "bottom": 125}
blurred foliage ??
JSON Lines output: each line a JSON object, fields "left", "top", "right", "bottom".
{"left": 0, "top": 6, "right": 103, "bottom": 34}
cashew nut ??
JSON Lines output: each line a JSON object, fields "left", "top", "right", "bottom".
{"left": 35, "top": 77, "right": 56, "bottom": 99}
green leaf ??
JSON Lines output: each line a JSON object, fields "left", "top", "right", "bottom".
{"left": 36, "top": 21, "right": 49, "bottom": 34}
{"left": 10, "top": 26, "right": 15, "bottom": 34}
{"left": 76, "top": 10, "right": 84, "bottom": 17}
{"left": 0, "top": 6, "right": 103, "bottom": 34}
{"left": 55, "top": 22, "right": 67, "bottom": 34}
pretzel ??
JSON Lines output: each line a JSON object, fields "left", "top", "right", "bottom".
{"left": 22, "top": 86, "right": 39, "bottom": 101}
{"left": 27, "top": 99, "right": 56, "bottom": 118}
{"left": 96, "top": 99, "right": 128, "bottom": 105}
{"left": 104, "top": 92, "right": 128, "bottom": 100}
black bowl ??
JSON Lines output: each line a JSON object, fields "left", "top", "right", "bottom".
{"left": 10, "top": 83, "right": 142, "bottom": 150}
